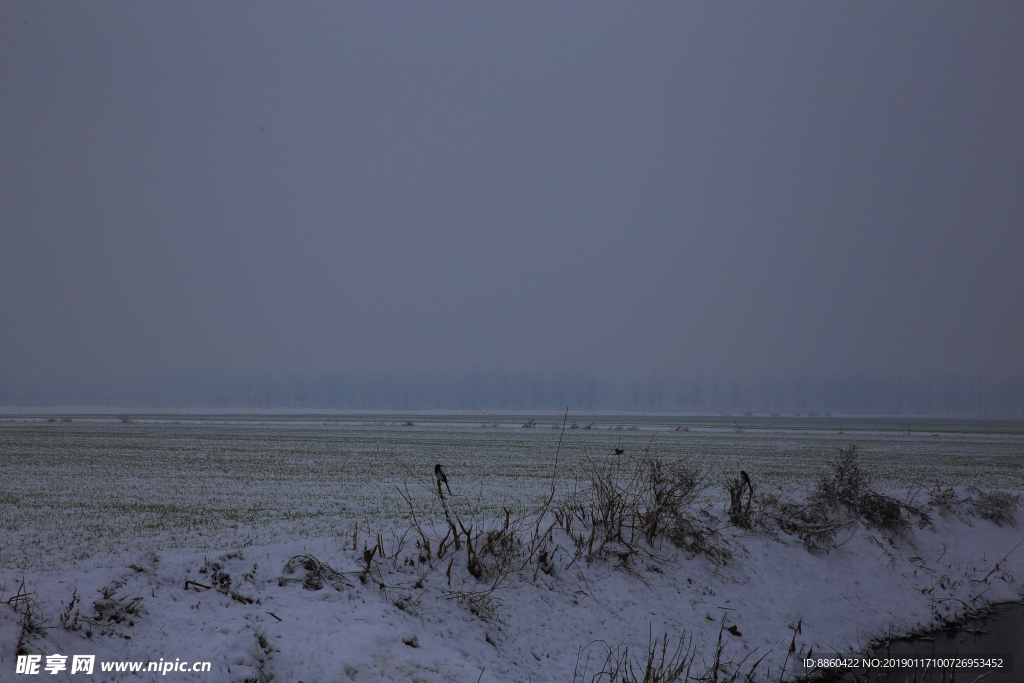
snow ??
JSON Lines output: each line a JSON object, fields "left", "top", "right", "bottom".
{"left": 1, "top": 419, "right": 1022, "bottom": 681}
{"left": 3, "top": 495, "right": 1022, "bottom": 681}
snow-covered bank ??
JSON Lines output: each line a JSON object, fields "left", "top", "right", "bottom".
{"left": 3, "top": 489, "right": 1021, "bottom": 683}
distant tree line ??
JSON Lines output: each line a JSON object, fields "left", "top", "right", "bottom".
{"left": 2, "top": 371, "right": 1023, "bottom": 416}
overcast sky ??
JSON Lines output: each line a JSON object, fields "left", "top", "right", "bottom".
{"left": 2, "top": 3, "right": 1022, "bottom": 390}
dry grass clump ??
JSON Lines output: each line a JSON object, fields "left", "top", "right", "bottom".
{"left": 280, "top": 554, "right": 353, "bottom": 591}
{"left": 471, "top": 511, "right": 528, "bottom": 579}
{"left": 573, "top": 621, "right": 768, "bottom": 683}
{"left": 52, "top": 579, "right": 147, "bottom": 640}
{"left": 574, "top": 629, "right": 697, "bottom": 683}
{"left": 770, "top": 499, "right": 858, "bottom": 553}
{"left": 5, "top": 580, "right": 47, "bottom": 655}
{"left": 925, "top": 485, "right": 1019, "bottom": 526}
{"left": 967, "top": 488, "right": 1020, "bottom": 526}
{"left": 927, "top": 485, "right": 966, "bottom": 520}
{"left": 92, "top": 580, "right": 146, "bottom": 626}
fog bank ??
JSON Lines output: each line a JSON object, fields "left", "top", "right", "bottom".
{"left": 3, "top": 371, "right": 1022, "bottom": 417}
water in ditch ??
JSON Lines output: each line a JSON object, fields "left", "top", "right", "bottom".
{"left": 838, "top": 602, "right": 1024, "bottom": 683}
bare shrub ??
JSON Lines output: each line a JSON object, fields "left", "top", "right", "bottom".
{"left": 729, "top": 470, "right": 858, "bottom": 555}
{"left": 968, "top": 489, "right": 1020, "bottom": 526}
{"left": 815, "top": 444, "right": 871, "bottom": 505}
{"left": 559, "top": 450, "right": 724, "bottom": 567}
{"left": 755, "top": 445, "right": 929, "bottom": 551}
{"left": 812, "top": 444, "right": 927, "bottom": 538}
{"left": 388, "top": 472, "right": 541, "bottom": 616}
{"left": 437, "top": 499, "right": 543, "bottom": 613}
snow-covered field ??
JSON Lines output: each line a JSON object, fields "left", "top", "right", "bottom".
{"left": 1, "top": 415, "right": 1022, "bottom": 682}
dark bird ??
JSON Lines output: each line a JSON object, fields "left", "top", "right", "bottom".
{"left": 614, "top": 448, "right": 624, "bottom": 455}
{"left": 741, "top": 470, "right": 751, "bottom": 489}
{"left": 435, "top": 464, "right": 452, "bottom": 495}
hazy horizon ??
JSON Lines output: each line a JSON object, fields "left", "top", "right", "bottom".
{"left": 2, "top": 4, "right": 1022, "bottom": 404}
{"left": 3, "top": 369, "right": 1022, "bottom": 417}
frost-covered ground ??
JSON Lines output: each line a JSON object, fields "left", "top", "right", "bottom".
{"left": 1, "top": 415, "right": 1022, "bottom": 682}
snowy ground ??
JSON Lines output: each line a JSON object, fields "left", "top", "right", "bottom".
{"left": 1, "top": 417, "right": 1022, "bottom": 682}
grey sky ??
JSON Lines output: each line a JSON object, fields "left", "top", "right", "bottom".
{"left": 2, "top": 3, "right": 1022, "bottom": 391}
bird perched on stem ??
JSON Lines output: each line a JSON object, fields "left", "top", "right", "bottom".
{"left": 435, "top": 464, "right": 452, "bottom": 496}
{"left": 740, "top": 470, "right": 751, "bottom": 491}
